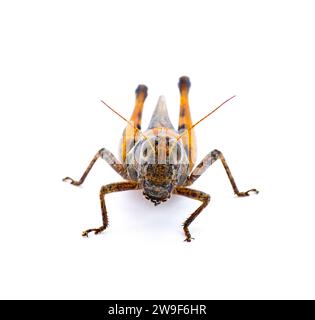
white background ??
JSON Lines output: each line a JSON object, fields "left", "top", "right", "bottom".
{"left": 0, "top": 0, "right": 314, "bottom": 299}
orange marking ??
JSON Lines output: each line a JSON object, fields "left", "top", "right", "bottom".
{"left": 178, "top": 88, "right": 196, "bottom": 170}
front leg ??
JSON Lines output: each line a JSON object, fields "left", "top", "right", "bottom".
{"left": 173, "top": 187, "right": 210, "bottom": 242}
{"left": 63, "top": 148, "right": 128, "bottom": 186}
{"left": 82, "top": 181, "right": 139, "bottom": 237}
{"left": 184, "top": 149, "right": 258, "bottom": 197}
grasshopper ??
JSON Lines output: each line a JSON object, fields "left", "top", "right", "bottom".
{"left": 63, "top": 76, "right": 258, "bottom": 242}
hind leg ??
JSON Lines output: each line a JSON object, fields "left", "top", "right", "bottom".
{"left": 178, "top": 76, "right": 196, "bottom": 170}
{"left": 185, "top": 149, "right": 258, "bottom": 196}
{"left": 120, "top": 84, "right": 148, "bottom": 162}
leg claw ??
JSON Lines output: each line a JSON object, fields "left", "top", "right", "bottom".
{"left": 82, "top": 230, "right": 90, "bottom": 237}
{"left": 237, "top": 188, "right": 259, "bottom": 197}
{"left": 184, "top": 237, "right": 195, "bottom": 242}
{"left": 82, "top": 227, "right": 106, "bottom": 237}
{"left": 63, "top": 177, "right": 81, "bottom": 185}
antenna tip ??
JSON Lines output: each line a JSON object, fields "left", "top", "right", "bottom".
{"left": 178, "top": 76, "right": 191, "bottom": 91}
{"left": 135, "top": 84, "right": 148, "bottom": 99}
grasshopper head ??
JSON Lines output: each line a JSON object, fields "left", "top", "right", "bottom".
{"left": 142, "top": 164, "right": 177, "bottom": 205}
{"left": 139, "top": 136, "right": 190, "bottom": 205}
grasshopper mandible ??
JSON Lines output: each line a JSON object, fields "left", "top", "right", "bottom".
{"left": 63, "top": 76, "right": 258, "bottom": 242}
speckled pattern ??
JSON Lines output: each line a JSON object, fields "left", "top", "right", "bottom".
{"left": 63, "top": 76, "right": 258, "bottom": 241}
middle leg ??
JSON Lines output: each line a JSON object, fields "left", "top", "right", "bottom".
{"left": 184, "top": 149, "right": 258, "bottom": 196}
{"left": 63, "top": 148, "right": 128, "bottom": 186}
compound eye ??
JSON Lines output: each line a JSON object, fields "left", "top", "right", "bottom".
{"left": 143, "top": 148, "right": 148, "bottom": 157}
{"left": 177, "top": 147, "right": 181, "bottom": 161}
{"left": 127, "top": 164, "right": 138, "bottom": 180}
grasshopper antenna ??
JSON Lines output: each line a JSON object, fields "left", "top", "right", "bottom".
{"left": 100, "top": 100, "right": 152, "bottom": 144}
{"left": 177, "top": 95, "right": 236, "bottom": 141}
{"left": 101, "top": 100, "right": 133, "bottom": 127}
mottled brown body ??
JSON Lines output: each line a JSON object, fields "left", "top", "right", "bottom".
{"left": 63, "top": 76, "right": 258, "bottom": 242}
